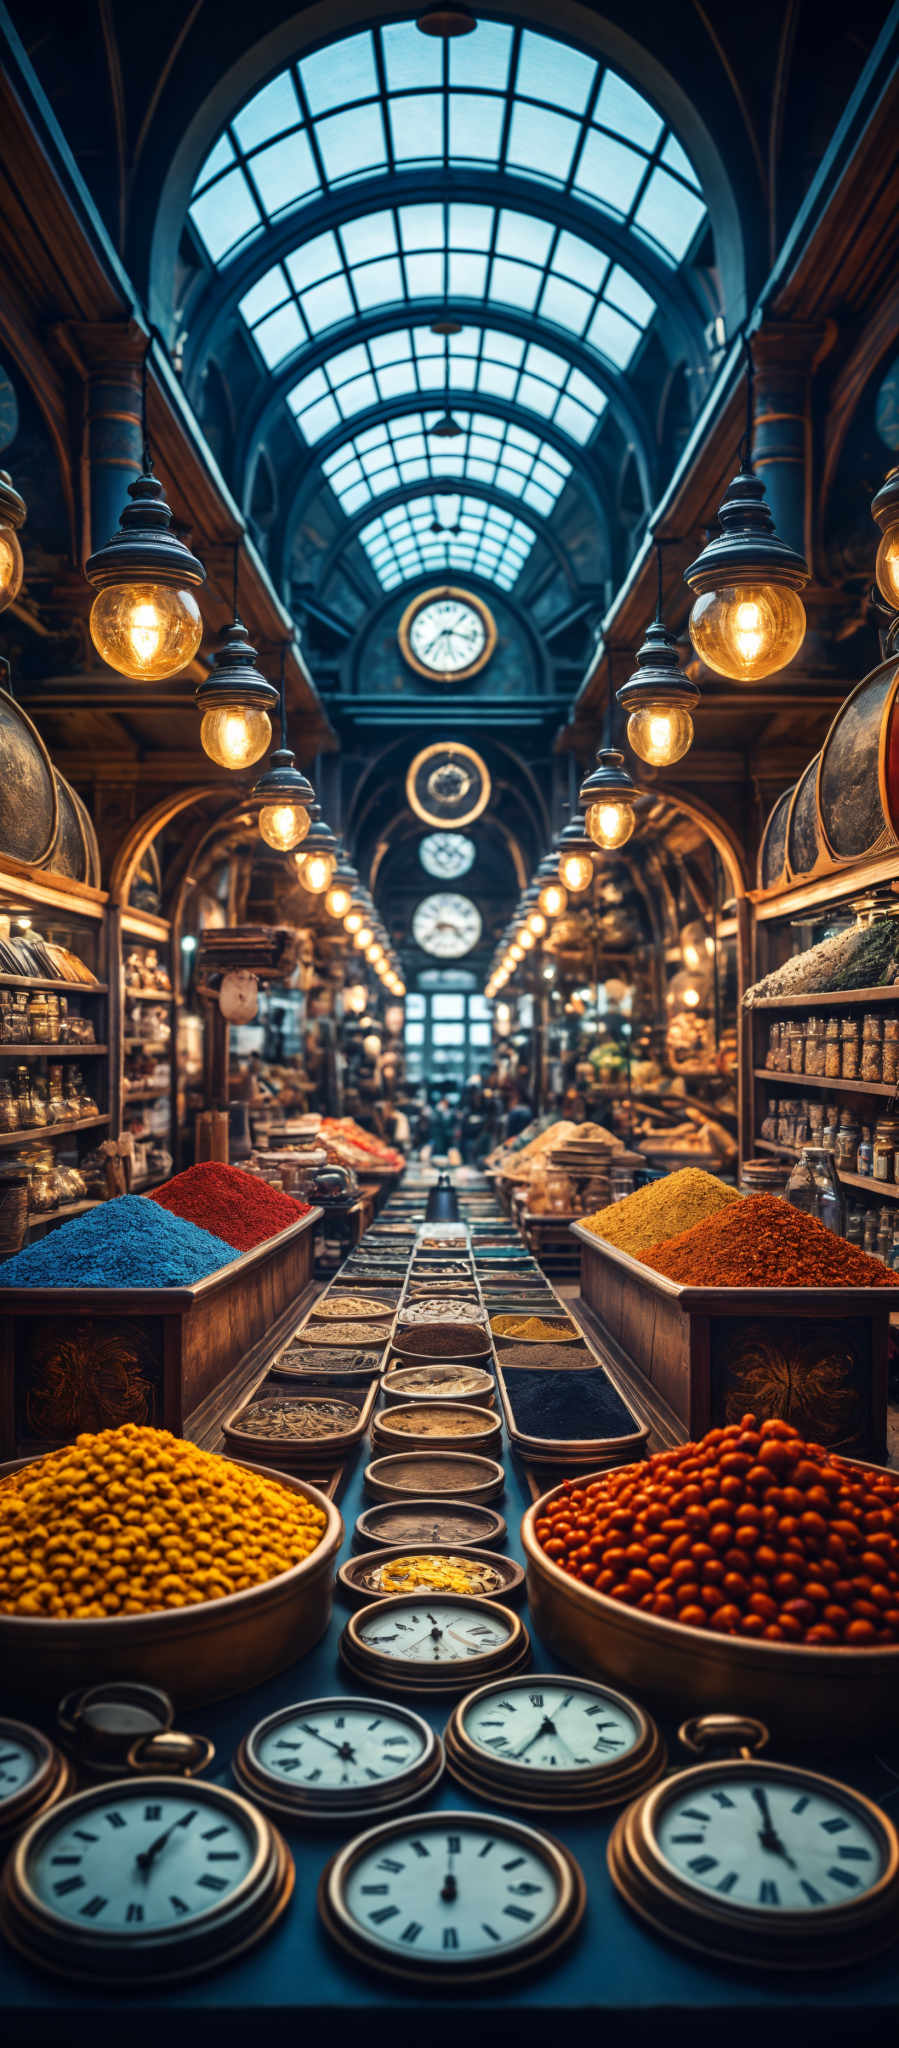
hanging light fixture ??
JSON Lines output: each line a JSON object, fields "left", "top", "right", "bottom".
{"left": 345, "top": 983, "right": 368, "bottom": 1016}
{"left": 296, "top": 805, "right": 340, "bottom": 894}
{"left": 250, "top": 647, "right": 314, "bottom": 851}
{"left": 684, "top": 336, "right": 808, "bottom": 682}
{"left": 85, "top": 342, "right": 206, "bottom": 680}
{"left": 579, "top": 749, "right": 638, "bottom": 850}
{"left": 195, "top": 542, "right": 279, "bottom": 769}
{"left": 354, "top": 924, "right": 374, "bottom": 951}
{"left": 0, "top": 470, "right": 26, "bottom": 613}
{"left": 618, "top": 545, "right": 700, "bottom": 766}
{"left": 325, "top": 848, "right": 358, "bottom": 921}
{"left": 556, "top": 818, "right": 595, "bottom": 894}
{"left": 872, "top": 470, "right": 899, "bottom": 610}
{"left": 344, "top": 900, "right": 365, "bottom": 936}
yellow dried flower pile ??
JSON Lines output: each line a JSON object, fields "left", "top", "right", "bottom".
{"left": 0, "top": 1424, "right": 328, "bottom": 1619}
{"left": 580, "top": 1167, "right": 740, "bottom": 1259}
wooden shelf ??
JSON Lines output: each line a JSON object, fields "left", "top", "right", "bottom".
{"left": 0, "top": 976, "right": 107, "bottom": 994}
{"left": 0, "top": 1113, "right": 110, "bottom": 1152}
{"left": 124, "top": 989, "right": 174, "bottom": 1004}
{"left": 124, "top": 1085, "right": 170, "bottom": 1102}
{"left": 0, "top": 1043, "right": 108, "bottom": 1059}
{"left": 27, "top": 1197, "right": 102, "bottom": 1234}
{"left": 123, "top": 1037, "right": 171, "bottom": 1052}
{"left": 748, "top": 988, "right": 899, "bottom": 1011}
{"left": 753, "top": 1138, "right": 899, "bottom": 1202}
{"left": 754, "top": 1068, "right": 899, "bottom": 1099}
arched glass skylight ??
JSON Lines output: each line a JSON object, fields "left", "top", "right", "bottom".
{"left": 357, "top": 494, "right": 537, "bottom": 592}
{"left": 238, "top": 203, "right": 656, "bottom": 376}
{"left": 321, "top": 412, "right": 570, "bottom": 519}
{"left": 288, "top": 324, "right": 607, "bottom": 448}
{"left": 189, "top": 20, "right": 706, "bottom": 270}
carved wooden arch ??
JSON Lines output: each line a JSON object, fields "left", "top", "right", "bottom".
{"left": 108, "top": 785, "right": 240, "bottom": 910}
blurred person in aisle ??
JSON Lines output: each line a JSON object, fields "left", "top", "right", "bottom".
{"left": 431, "top": 1091, "right": 456, "bottom": 1155}
{"left": 460, "top": 1079, "right": 490, "bottom": 1164}
{"left": 505, "top": 1085, "right": 533, "bottom": 1139}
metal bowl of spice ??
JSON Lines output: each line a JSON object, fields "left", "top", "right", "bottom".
{"left": 223, "top": 1383, "right": 379, "bottom": 1465}
{"left": 309, "top": 1293, "right": 396, "bottom": 1321}
{"left": 382, "top": 1364, "right": 495, "bottom": 1407}
{"left": 337, "top": 1545, "right": 524, "bottom": 1607}
{"left": 371, "top": 1402, "right": 503, "bottom": 1456}
{"left": 391, "top": 1323, "right": 492, "bottom": 1364}
{"left": 398, "top": 1300, "right": 487, "bottom": 1325}
{"left": 364, "top": 1451, "right": 505, "bottom": 1504}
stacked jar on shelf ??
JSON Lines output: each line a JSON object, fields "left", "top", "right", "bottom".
{"left": 763, "top": 1011, "right": 899, "bottom": 1082}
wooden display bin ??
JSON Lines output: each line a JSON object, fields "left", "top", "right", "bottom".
{"left": 573, "top": 1220, "right": 896, "bottom": 1460}
{"left": 0, "top": 1208, "right": 321, "bottom": 1457}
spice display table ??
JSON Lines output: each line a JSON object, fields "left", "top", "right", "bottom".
{"left": 5, "top": 1437, "right": 899, "bottom": 2044}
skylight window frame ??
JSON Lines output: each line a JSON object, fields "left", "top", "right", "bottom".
{"left": 355, "top": 487, "right": 539, "bottom": 592}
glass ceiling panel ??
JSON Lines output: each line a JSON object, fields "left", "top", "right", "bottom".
{"left": 357, "top": 492, "right": 538, "bottom": 592}
{"left": 287, "top": 324, "right": 607, "bottom": 446}
{"left": 237, "top": 201, "right": 656, "bottom": 374}
{"left": 190, "top": 17, "right": 706, "bottom": 269}
{"left": 321, "top": 411, "right": 570, "bottom": 523}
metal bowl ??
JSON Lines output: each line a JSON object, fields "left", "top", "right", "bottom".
{"left": 391, "top": 1323, "right": 492, "bottom": 1364}
{"left": 371, "top": 1402, "right": 503, "bottom": 1457}
{"left": 521, "top": 1472, "right": 899, "bottom": 1744}
{"left": 0, "top": 1462, "right": 343, "bottom": 1707}
{"left": 381, "top": 1364, "right": 495, "bottom": 1407}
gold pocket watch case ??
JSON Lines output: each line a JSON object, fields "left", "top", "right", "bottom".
{"left": 444, "top": 1673, "right": 665, "bottom": 1813}
{"left": 233, "top": 1696, "right": 443, "bottom": 1825}
{"left": 339, "top": 1593, "right": 530, "bottom": 1697}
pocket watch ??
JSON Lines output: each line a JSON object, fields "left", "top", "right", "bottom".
{"left": 232, "top": 1696, "right": 443, "bottom": 1825}
{"left": 0, "top": 1776, "right": 293, "bottom": 1985}
{"left": 319, "top": 1807, "right": 585, "bottom": 1985}
{"left": 0, "top": 1717, "right": 73, "bottom": 1843}
{"left": 340, "top": 1593, "right": 530, "bottom": 1697}
{"left": 609, "top": 1714, "right": 899, "bottom": 1970}
{"left": 444, "top": 1674, "right": 665, "bottom": 1813}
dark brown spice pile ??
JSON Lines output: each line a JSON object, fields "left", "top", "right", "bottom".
{"left": 644, "top": 1194, "right": 894, "bottom": 1288}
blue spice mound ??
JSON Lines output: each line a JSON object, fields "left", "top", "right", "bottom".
{"left": 503, "top": 1366, "right": 637, "bottom": 1441}
{"left": 0, "top": 1195, "right": 236, "bottom": 1288}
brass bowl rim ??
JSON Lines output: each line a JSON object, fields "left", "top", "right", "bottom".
{"left": 522, "top": 1465, "right": 899, "bottom": 1667}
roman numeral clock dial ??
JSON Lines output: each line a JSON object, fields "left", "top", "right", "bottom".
{"left": 233, "top": 1696, "right": 444, "bottom": 1824}
{"left": 445, "top": 1675, "right": 665, "bottom": 1812}
{"left": 319, "top": 1810, "right": 585, "bottom": 1985}
{"left": 398, "top": 587, "right": 496, "bottom": 683}
{"left": 0, "top": 1777, "right": 293, "bottom": 1984}
{"left": 608, "top": 1718, "right": 899, "bottom": 1970}
{"left": 339, "top": 1594, "right": 530, "bottom": 1698}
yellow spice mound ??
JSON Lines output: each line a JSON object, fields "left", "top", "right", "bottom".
{"left": 0, "top": 1424, "right": 328, "bottom": 1619}
{"left": 581, "top": 1167, "right": 740, "bottom": 1258}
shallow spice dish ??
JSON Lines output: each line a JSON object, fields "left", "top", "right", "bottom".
{"left": 364, "top": 1451, "right": 505, "bottom": 1504}
{"left": 222, "top": 1380, "right": 379, "bottom": 1467}
{"left": 391, "top": 1323, "right": 492, "bottom": 1365}
{"left": 381, "top": 1363, "right": 495, "bottom": 1407}
{"left": 337, "top": 1544, "right": 524, "bottom": 1608}
{"left": 371, "top": 1402, "right": 503, "bottom": 1457}
{"left": 0, "top": 1458, "right": 342, "bottom": 1707}
{"left": 521, "top": 1467, "right": 899, "bottom": 1744}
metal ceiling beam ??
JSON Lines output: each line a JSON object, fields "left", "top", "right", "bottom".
{"left": 306, "top": 478, "right": 591, "bottom": 596}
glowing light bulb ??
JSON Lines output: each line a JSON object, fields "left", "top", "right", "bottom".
{"left": 90, "top": 581, "right": 203, "bottom": 681}
{"left": 626, "top": 703, "right": 694, "bottom": 767}
{"left": 509, "top": 943, "right": 524, "bottom": 963}
{"left": 345, "top": 983, "right": 368, "bottom": 1014}
{"left": 586, "top": 799, "right": 635, "bottom": 850}
{"left": 538, "top": 881, "right": 566, "bottom": 918}
{"left": 0, "top": 525, "right": 24, "bottom": 612}
{"left": 688, "top": 582, "right": 806, "bottom": 683}
{"left": 299, "top": 849, "right": 337, "bottom": 894}
{"left": 325, "top": 883, "right": 353, "bottom": 920}
{"left": 683, "top": 983, "right": 701, "bottom": 1008}
{"left": 527, "top": 910, "right": 547, "bottom": 937}
{"left": 520, "top": 928, "right": 535, "bottom": 951}
{"left": 559, "top": 850, "right": 593, "bottom": 893}
{"left": 258, "top": 801, "right": 310, "bottom": 852}
{"left": 200, "top": 703, "right": 272, "bottom": 769}
{"left": 354, "top": 924, "right": 374, "bottom": 950}
{"left": 876, "top": 527, "right": 899, "bottom": 609}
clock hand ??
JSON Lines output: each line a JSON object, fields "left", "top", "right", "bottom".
{"left": 751, "top": 1785, "right": 798, "bottom": 1868}
{"left": 136, "top": 1821, "right": 181, "bottom": 1875}
{"left": 509, "top": 1715, "right": 562, "bottom": 1760}
{"left": 299, "top": 1723, "right": 357, "bottom": 1763}
{"left": 440, "top": 1838, "right": 458, "bottom": 1904}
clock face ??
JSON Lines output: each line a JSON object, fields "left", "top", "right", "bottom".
{"left": 322, "top": 1810, "right": 583, "bottom": 1978}
{"left": 419, "top": 832, "right": 476, "bottom": 880}
{"left": 249, "top": 1700, "right": 430, "bottom": 1794}
{"left": 22, "top": 1785, "right": 258, "bottom": 1932}
{"left": 654, "top": 1768, "right": 890, "bottom": 1913}
{"left": 461, "top": 1678, "right": 643, "bottom": 1775}
{"left": 356, "top": 1598, "right": 513, "bottom": 1665}
{"left": 412, "top": 892, "right": 482, "bottom": 957}
{"left": 399, "top": 588, "right": 496, "bottom": 681}
{"left": 0, "top": 1725, "right": 44, "bottom": 1804}
{"left": 406, "top": 744, "right": 491, "bottom": 829}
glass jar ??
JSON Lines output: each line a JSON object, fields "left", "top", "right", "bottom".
{"left": 27, "top": 1159, "right": 60, "bottom": 1214}
{"left": 15, "top": 1066, "right": 34, "bottom": 1130}
{"left": 29, "top": 1076, "right": 48, "bottom": 1128}
{"left": 841, "top": 1017, "right": 860, "bottom": 1079}
{"left": 824, "top": 1017, "right": 841, "bottom": 1078}
{"left": 760, "top": 1097, "right": 778, "bottom": 1141}
{"left": 864, "top": 1210, "right": 879, "bottom": 1254}
{"left": 785, "top": 1145, "right": 846, "bottom": 1239}
{"left": 822, "top": 1104, "right": 840, "bottom": 1148}
{"left": 0, "top": 1079, "right": 18, "bottom": 1133}
{"left": 57, "top": 997, "right": 69, "bottom": 1042}
{"left": 8, "top": 993, "right": 28, "bottom": 1041}
{"left": 46, "top": 1064, "right": 67, "bottom": 1123}
{"left": 878, "top": 1208, "right": 893, "bottom": 1260}
{"left": 805, "top": 1017, "right": 824, "bottom": 1077}
{"left": 861, "top": 1014, "right": 884, "bottom": 1082}
{"left": 857, "top": 1126, "right": 874, "bottom": 1178}
{"left": 45, "top": 992, "right": 60, "bottom": 1042}
{"left": 846, "top": 1208, "right": 863, "bottom": 1247}
{"left": 872, "top": 1118, "right": 899, "bottom": 1182}
{"left": 26, "top": 993, "right": 51, "bottom": 1042}
{"left": 835, "top": 1113, "right": 861, "bottom": 1174}
{"left": 789, "top": 1024, "right": 806, "bottom": 1075}
{"left": 740, "top": 1159, "right": 791, "bottom": 1198}
{"left": 884, "top": 1016, "right": 899, "bottom": 1088}
{"left": 765, "top": 1022, "right": 778, "bottom": 1071}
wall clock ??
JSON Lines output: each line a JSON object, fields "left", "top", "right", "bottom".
{"left": 444, "top": 1675, "right": 665, "bottom": 1813}
{"left": 318, "top": 1808, "right": 585, "bottom": 1985}
{"left": 608, "top": 1714, "right": 899, "bottom": 1970}
{"left": 406, "top": 743, "right": 491, "bottom": 829}
{"left": 0, "top": 1717, "right": 73, "bottom": 1843}
{"left": 398, "top": 587, "right": 496, "bottom": 681}
{"left": 412, "top": 891, "right": 482, "bottom": 957}
{"left": 419, "top": 831, "right": 476, "bottom": 880}
{"left": 0, "top": 1776, "right": 293, "bottom": 1985}
{"left": 339, "top": 1593, "right": 530, "bottom": 1697}
{"left": 232, "top": 1696, "right": 443, "bottom": 1825}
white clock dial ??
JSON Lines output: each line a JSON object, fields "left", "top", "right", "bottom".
{"left": 412, "top": 891, "right": 482, "bottom": 958}
{"left": 251, "top": 1701, "right": 428, "bottom": 1792}
{"left": 25, "top": 1787, "right": 257, "bottom": 1931}
{"left": 0, "top": 1728, "right": 43, "bottom": 1802}
{"left": 655, "top": 1772, "right": 889, "bottom": 1911}
{"left": 357, "top": 1599, "right": 512, "bottom": 1665}
{"left": 419, "top": 831, "right": 476, "bottom": 880}
{"left": 462, "top": 1679, "right": 642, "bottom": 1774}
{"left": 341, "top": 1815, "right": 564, "bottom": 1960}
{"left": 408, "top": 599, "right": 488, "bottom": 676}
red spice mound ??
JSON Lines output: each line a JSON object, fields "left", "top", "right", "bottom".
{"left": 535, "top": 1414, "right": 899, "bottom": 1644}
{"left": 643, "top": 1193, "right": 893, "bottom": 1288}
{"left": 149, "top": 1163, "right": 310, "bottom": 1250}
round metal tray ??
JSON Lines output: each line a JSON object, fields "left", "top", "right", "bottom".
{"left": 522, "top": 1471, "right": 899, "bottom": 1744}
{"left": 353, "top": 1499, "right": 508, "bottom": 1552}
{"left": 337, "top": 1544, "right": 524, "bottom": 1607}
{"left": 371, "top": 1402, "right": 503, "bottom": 1457}
{"left": 381, "top": 1364, "right": 495, "bottom": 1406}
{"left": 391, "top": 1324, "right": 492, "bottom": 1364}
{"left": 364, "top": 1451, "right": 505, "bottom": 1504}
{"left": 0, "top": 1461, "right": 343, "bottom": 1706}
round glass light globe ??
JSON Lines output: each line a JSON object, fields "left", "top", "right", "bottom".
{"left": 90, "top": 581, "right": 203, "bottom": 681}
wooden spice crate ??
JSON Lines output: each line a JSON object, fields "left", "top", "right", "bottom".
{"left": 494, "top": 1357, "right": 648, "bottom": 1472}
{"left": 572, "top": 1220, "right": 897, "bottom": 1461}
{"left": 0, "top": 1208, "right": 322, "bottom": 1456}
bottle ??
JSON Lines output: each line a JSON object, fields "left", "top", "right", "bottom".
{"left": 878, "top": 1208, "right": 893, "bottom": 1261}
{"left": 784, "top": 1145, "right": 847, "bottom": 1239}
{"left": 864, "top": 1210, "right": 879, "bottom": 1254}
{"left": 857, "top": 1126, "right": 874, "bottom": 1179}
{"left": 846, "top": 1208, "right": 863, "bottom": 1247}
{"left": 889, "top": 1217, "right": 899, "bottom": 1271}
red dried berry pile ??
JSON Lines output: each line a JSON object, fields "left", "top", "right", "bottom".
{"left": 535, "top": 1414, "right": 899, "bottom": 1645}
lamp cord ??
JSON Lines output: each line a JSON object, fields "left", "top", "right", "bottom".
{"left": 141, "top": 342, "right": 152, "bottom": 473}
{"left": 738, "top": 331, "right": 755, "bottom": 472}
{"left": 278, "top": 644, "right": 289, "bottom": 749}
{"left": 231, "top": 538, "right": 240, "bottom": 626}
{"left": 655, "top": 538, "right": 664, "bottom": 624}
